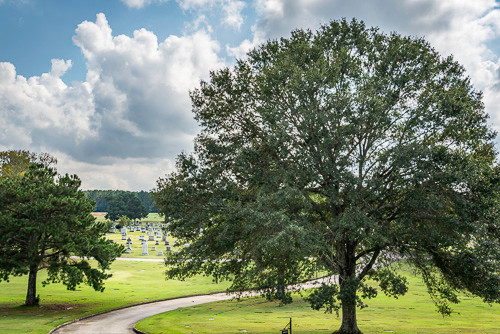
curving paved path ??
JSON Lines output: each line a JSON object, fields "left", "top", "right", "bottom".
{"left": 51, "top": 276, "right": 335, "bottom": 334}
{"left": 52, "top": 293, "right": 235, "bottom": 334}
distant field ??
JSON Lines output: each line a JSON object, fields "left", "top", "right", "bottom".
{"left": 91, "top": 212, "right": 107, "bottom": 222}
{"left": 136, "top": 266, "right": 500, "bottom": 334}
{"left": 0, "top": 260, "right": 228, "bottom": 334}
{"left": 143, "top": 212, "right": 164, "bottom": 222}
{"left": 92, "top": 212, "right": 164, "bottom": 223}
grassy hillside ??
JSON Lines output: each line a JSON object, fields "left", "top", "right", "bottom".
{"left": 136, "top": 266, "right": 500, "bottom": 334}
{"left": 0, "top": 260, "right": 228, "bottom": 334}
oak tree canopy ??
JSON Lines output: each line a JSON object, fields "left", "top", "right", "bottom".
{"left": 154, "top": 19, "right": 500, "bottom": 333}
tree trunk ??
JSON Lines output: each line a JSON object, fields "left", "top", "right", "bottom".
{"left": 336, "top": 298, "right": 361, "bottom": 334}
{"left": 25, "top": 265, "right": 38, "bottom": 306}
{"left": 335, "top": 240, "right": 362, "bottom": 334}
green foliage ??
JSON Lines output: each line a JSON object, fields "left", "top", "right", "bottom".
{"left": 0, "top": 150, "right": 56, "bottom": 179}
{"left": 372, "top": 268, "right": 408, "bottom": 299}
{"left": 103, "top": 192, "right": 149, "bottom": 221}
{"left": 0, "top": 161, "right": 123, "bottom": 305}
{"left": 154, "top": 18, "right": 500, "bottom": 332}
{"left": 85, "top": 190, "right": 159, "bottom": 213}
{"left": 117, "top": 215, "right": 131, "bottom": 227}
{"left": 103, "top": 219, "right": 115, "bottom": 231}
{"left": 307, "top": 283, "right": 342, "bottom": 315}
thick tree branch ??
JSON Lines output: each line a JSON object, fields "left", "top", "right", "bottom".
{"left": 357, "top": 248, "right": 381, "bottom": 280}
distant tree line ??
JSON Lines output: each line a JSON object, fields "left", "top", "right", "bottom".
{"left": 84, "top": 190, "right": 159, "bottom": 220}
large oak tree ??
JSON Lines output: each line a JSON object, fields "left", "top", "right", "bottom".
{"left": 154, "top": 19, "right": 500, "bottom": 333}
{"left": 0, "top": 156, "right": 123, "bottom": 306}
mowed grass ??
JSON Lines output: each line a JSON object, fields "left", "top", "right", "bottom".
{"left": 136, "top": 268, "right": 500, "bottom": 334}
{"left": 0, "top": 260, "right": 229, "bottom": 334}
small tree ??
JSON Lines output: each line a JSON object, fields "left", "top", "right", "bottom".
{"left": 118, "top": 215, "right": 131, "bottom": 227}
{"left": 154, "top": 19, "right": 500, "bottom": 333}
{"left": 0, "top": 162, "right": 123, "bottom": 306}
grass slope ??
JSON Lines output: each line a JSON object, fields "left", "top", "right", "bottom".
{"left": 0, "top": 260, "right": 228, "bottom": 334}
{"left": 136, "top": 268, "right": 500, "bottom": 334}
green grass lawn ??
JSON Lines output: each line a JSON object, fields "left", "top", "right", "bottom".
{"left": 142, "top": 213, "right": 165, "bottom": 222}
{"left": 136, "top": 268, "right": 500, "bottom": 334}
{"left": 0, "top": 260, "right": 229, "bottom": 334}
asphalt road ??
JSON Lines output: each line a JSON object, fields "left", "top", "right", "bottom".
{"left": 51, "top": 276, "right": 334, "bottom": 334}
{"left": 51, "top": 293, "right": 235, "bottom": 334}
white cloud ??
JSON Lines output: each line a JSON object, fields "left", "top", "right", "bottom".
{"left": 177, "top": 0, "right": 217, "bottom": 10}
{"left": 56, "top": 152, "right": 176, "bottom": 191}
{"left": 0, "top": 13, "right": 224, "bottom": 190}
{"left": 222, "top": 0, "right": 246, "bottom": 29}
{"left": 178, "top": 0, "right": 246, "bottom": 29}
{"left": 120, "top": 0, "right": 168, "bottom": 9}
{"left": 3, "top": 2, "right": 500, "bottom": 190}
{"left": 226, "top": 24, "right": 265, "bottom": 58}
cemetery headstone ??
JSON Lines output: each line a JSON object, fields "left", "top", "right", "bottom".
{"left": 142, "top": 242, "right": 149, "bottom": 255}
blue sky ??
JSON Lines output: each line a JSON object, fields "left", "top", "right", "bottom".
{"left": 1, "top": 0, "right": 500, "bottom": 190}
{"left": 0, "top": 0, "right": 256, "bottom": 82}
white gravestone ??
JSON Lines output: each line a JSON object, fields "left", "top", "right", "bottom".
{"left": 142, "top": 242, "right": 149, "bottom": 255}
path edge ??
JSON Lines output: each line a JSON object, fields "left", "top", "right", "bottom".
{"left": 48, "top": 291, "right": 226, "bottom": 334}
{"left": 133, "top": 327, "right": 148, "bottom": 334}
{"left": 48, "top": 274, "right": 332, "bottom": 334}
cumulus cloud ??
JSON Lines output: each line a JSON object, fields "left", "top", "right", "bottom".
{"left": 0, "top": 59, "right": 95, "bottom": 150}
{"left": 0, "top": 13, "right": 224, "bottom": 189}
{"left": 3, "top": 2, "right": 500, "bottom": 190}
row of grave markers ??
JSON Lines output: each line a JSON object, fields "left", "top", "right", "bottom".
{"left": 108, "top": 222, "right": 191, "bottom": 256}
